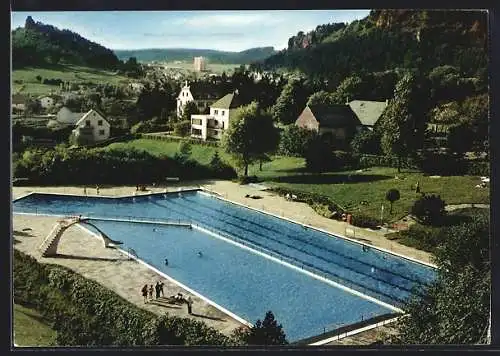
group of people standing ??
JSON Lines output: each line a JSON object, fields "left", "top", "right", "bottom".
{"left": 141, "top": 281, "right": 165, "bottom": 303}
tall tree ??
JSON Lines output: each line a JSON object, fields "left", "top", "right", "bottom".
{"left": 232, "top": 311, "right": 288, "bottom": 345}
{"left": 377, "top": 72, "right": 428, "bottom": 172}
{"left": 222, "top": 101, "right": 276, "bottom": 177}
{"left": 393, "top": 211, "right": 490, "bottom": 344}
{"left": 271, "top": 79, "right": 307, "bottom": 125}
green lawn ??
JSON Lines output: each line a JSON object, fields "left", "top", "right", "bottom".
{"left": 12, "top": 64, "right": 131, "bottom": 96}
{"left": 13, "top": 304, "right": 57, "bottom": 347}
{"left": 103, "top": 138, "right": 490, "bottom": 221}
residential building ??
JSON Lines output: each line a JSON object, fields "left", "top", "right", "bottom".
{"left": 191, "top": 90, "right": 245, "bottom": 141}
{"left": 55, "top": 106, "right": 87, "bottom": 125}
{"left": 38, "top": 95, "right": 56, "bottom": 109}
{"left": 295, "top": 104, "right": 361, "bottom": 149}
{"left": 295, "top": 99, "right": 389, "bottom": 148}
{"left": 193, "top": 56, "right": 207, "bottom": 72}
{"left": 347, "top": 100, "right": 388, "bottom": 131}
{"left": 72, "top": 109, "right": 111, "bottom": 143}
{"left": 176, "top": 81, "right": 220, "bottom": 118}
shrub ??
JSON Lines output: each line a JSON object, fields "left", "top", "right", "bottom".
{"left": 411, "top": 194, "right": 446, "bottom": 226}
{"left": 305, "top": 137, "right": 333, "bottom": 173}
{"left": 466, "top": 161, "right": 489, "bottom": 176}
{"left": 418, "top": 152, "right": 467, "bottom": 175}
{"left": 173, "top": 120, "right": 191, "bottom": 137}
{"left": 350, "top": 130, "right": 382, "bottom": 155}
{"left": 350, "top": 213, "right": 380, "bottom": 229}
{"left": 209, "top": 152, "right": 237, "bottom": 179}
{"left": 396, "top": 224, "right": 445, "bottom": 253}
{"left": 332, "top": 150, "right": 358, "bottom": 170}
{"left": 385, "top": 188, "right": 401, "bottom": 214}
{"left": 358, "top": 154, "right": 417, "bottom": 169}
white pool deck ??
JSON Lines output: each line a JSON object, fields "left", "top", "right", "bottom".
{"left": 11, "top": 182, "right": 435, "bottom": 345}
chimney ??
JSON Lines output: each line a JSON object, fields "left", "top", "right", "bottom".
{"left": 385, "top": 99, "right": 389, "bottom": 105}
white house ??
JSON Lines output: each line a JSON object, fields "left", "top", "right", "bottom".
{"left": 191, "top": 90, "right": 245, "bottom": 141}
{"left": 56, "top": 106, "right": 86, "bottom": 125}
{"left": 176, "top": 81, "right": 219, "bottom": 118}
{"left": 72, "top": 109, "right": 111, "bottom": 143}
{"left": 38, "top": 95, "right": 56, "bottom": 109}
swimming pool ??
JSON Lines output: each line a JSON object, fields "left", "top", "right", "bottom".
{"left": 13, "top": 190, "right": 437, "bottom": 342}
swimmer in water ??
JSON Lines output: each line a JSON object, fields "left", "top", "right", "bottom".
{"left": 371, "top": 267, "right": 375, "bottom": 273}
{"left": 165, "top": 258, "right": 169, "bottom": 266}
{"left": 197, "top": 251, "right": 203, "bottom": 257}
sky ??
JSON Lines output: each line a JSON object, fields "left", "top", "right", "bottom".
{"left": 11, "top": 10, "right": 370, "bottom": 52}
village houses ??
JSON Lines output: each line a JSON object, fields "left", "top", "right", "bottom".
{"left": 72, "top": 109, "right": 111, "bottom": 143}
{"left": 295, "top": 99, "right": 388, "bottom": 148}
{"left": 190, "top": 90, "right": 246, "bottom": 141}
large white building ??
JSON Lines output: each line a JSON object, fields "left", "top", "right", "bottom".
{"left": 193, "top": 56, "right": 207, "bottom": 72}
{"left": 176, "top": 81, "right": 219, "bottom": 118}
{"left": 191, "top": 90, "right": 245, "bottom": 141}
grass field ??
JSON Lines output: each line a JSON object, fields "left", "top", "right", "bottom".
{"left": 12, "top": 64, "right": 131, "bottom": 95}
{"left": 13, "top": 304, "right": 57, "bottom": 347}
{"left": 104, "top": 138, "right": 490, "bottom": 221}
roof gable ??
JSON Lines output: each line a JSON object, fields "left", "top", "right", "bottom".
{"left": 308, "top": 104, "right": 361, "bottom": 128}
{"left": 74, "top": 109, "right": 107, "bottom": 126}
{"left": 210, "top": 91, "right": 248, "bottom": 109}
{"left": 348, "top": 100, "right": 388, "bottom": 126}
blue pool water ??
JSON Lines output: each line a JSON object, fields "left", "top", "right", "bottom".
{"left": 13, "top": 191, "right": 437, "bottom": 342}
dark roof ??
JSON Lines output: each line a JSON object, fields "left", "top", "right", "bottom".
{"left": 308, "top": 104, "right": 361, "bottom": 128}
{"left": 188, "top": 82, "right": 223, "bottom": 100}
{"left": 210, "top": 91, "right": 247, "bottom": 109}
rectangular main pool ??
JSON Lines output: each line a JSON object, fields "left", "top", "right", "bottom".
{"left": 13, "top": 190, "right": 437, "bottom": 342}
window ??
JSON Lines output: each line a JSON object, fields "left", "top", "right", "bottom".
{"left": 85, "top": 120, "right": 91, "bottom": 127}
{"left": 99, "top": 129, "right": 105, "bottom": 136}
{"left": 192, "top": 118, "right": 202, "bottom": 125}
{"left": 192, "top": 128, "right": 202, "bottom": 136}
{"left": 98, "top": 120, "right": 103, "bottom": 126}
{"left": 214, "top": 109, "right": 218, "bottom": 115}
{"left": 221, "top": 110, "right": 225, "bottom": 116}
{"left": 222, "top": 121, "right": 225, "bottom": 129}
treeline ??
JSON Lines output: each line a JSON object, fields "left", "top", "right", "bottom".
{"left": 114, "top": 47, "right": 277, "bottom": 64}
{"left": 12, "top": 16, "right": 122, "bottom": 69}
{"left": 253, "top": 10, "right": 487, "bottom": 89}
{"left": 13, "top": 145, "right": 236, "bottom": 185}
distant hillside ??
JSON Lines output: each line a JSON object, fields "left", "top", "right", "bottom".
{"left": 113, "top": 47, "right": 277, "bottom": 64}
{"left": 12, "top": 16, "right": 121, "bottom": 69}
{"left": 253, "top": 10, "right": 487, "bottom": 85}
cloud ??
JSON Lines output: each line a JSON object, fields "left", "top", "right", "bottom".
{"left": 172, "top": 12, "right": 284, "bottom": 28}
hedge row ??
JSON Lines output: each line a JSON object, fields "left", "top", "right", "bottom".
{"left": 140, "top": 134, "right": 220, "bottom": 148}
{"left": 13, "top": 249, "right": 233, "bottom": 346}
{"left": 13, "top": 146, "right": 236, "bottom": 185}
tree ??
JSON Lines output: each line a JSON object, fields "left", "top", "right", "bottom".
{"left": 233, "top": 311, "right": 288, "bottom": 346}
{"left": 278, "top": 125, "right": 316, "bottom": 157}
{"left": 25, "top": 98, "right": 42, "bottom": 116}
{"left": 394, "top": 211, "right": 490, "bottom": 344}
{"left": 307, "top": 90, "right": 336, "bottom": 107}
{"left": 271, "top": 79, "right": 307, "bottom": 125}
{"left": 350, "top": 129, "right": 382, "bottom": 155}
{"left": 332, "top": 75, "right": 364, "bottom": 104}
{"left": 446, "top": 123, "right": 474, "bottom": 156}
{"left": 222, "top": 101, "right": 276, "bottom": 177}
{"left": 305, "top": 136, "right": 332, "bottom": 173}
{"left": 377, "top": 72, "right": 428, "bottom": 172}
{"left": 385, "top": 189, "right": 400, "bottom": 214}
{"left": 411, "top": 194, "right": 446, "bottom": 226}
{"left": 173, "top": 120, "right": 191, "bottom": 137}
{"left": 181, "top": 101, "right": 200, "bottom": 122}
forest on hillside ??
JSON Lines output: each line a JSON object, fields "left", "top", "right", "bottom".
{"left": 12, "top": 16, "right": 122, "bottom": 69}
